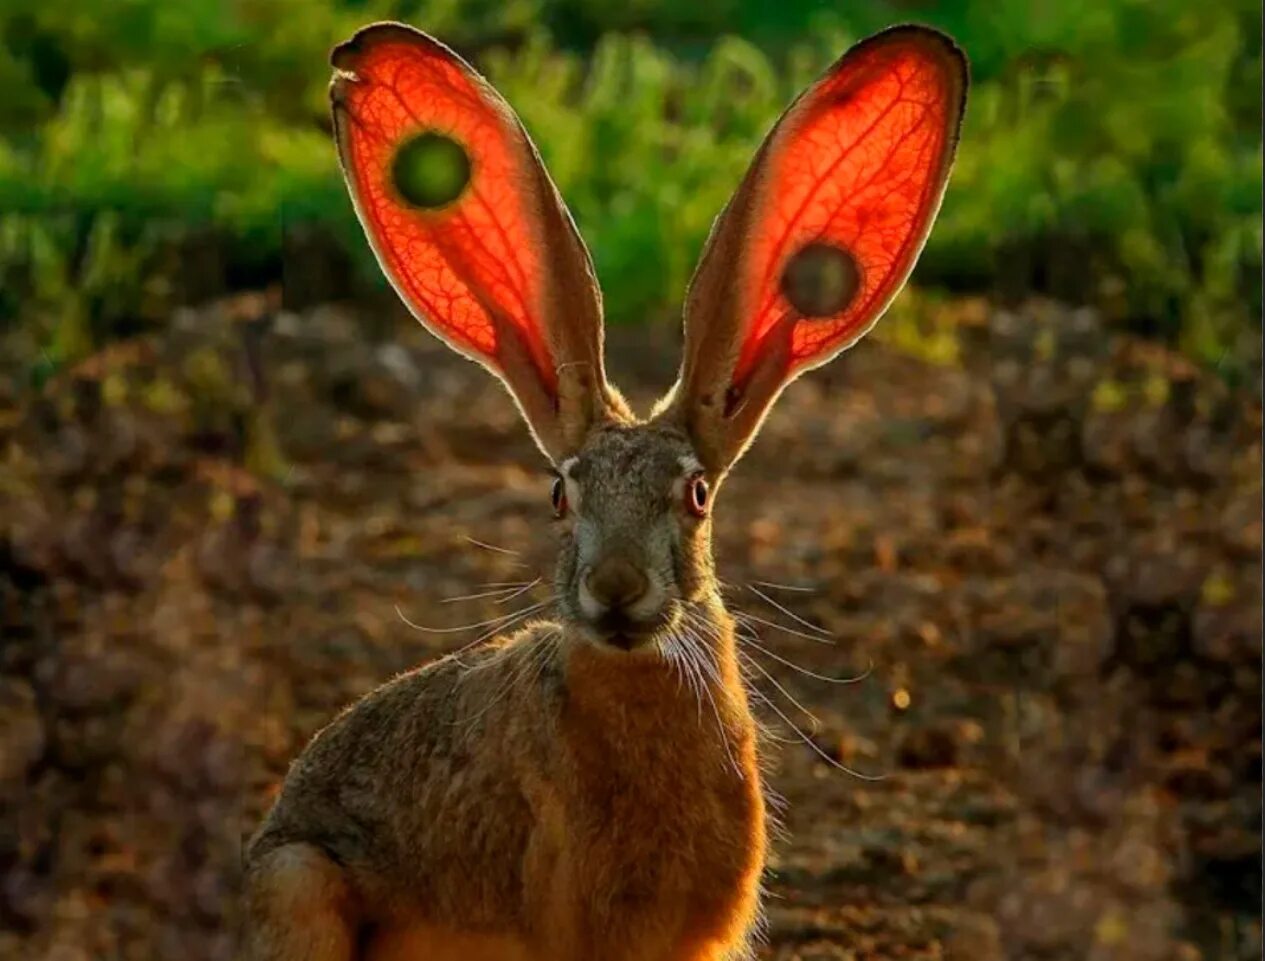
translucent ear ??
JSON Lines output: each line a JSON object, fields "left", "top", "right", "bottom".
{"left": 331, "top": 23, "right": 626, "bottom": 462}
{"left": 660, "top": 26, "right": 968, "bottom": 473}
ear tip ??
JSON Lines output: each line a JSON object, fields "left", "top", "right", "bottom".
{"left": 865, "top": 23, "right": 971, "bottom": 85}
{"left": 329, "top": 21, "right": 442, "bottom": 71}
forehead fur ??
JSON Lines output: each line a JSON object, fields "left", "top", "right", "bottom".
{"left": 566, "top": 424, "right": 697, "bottom": 489}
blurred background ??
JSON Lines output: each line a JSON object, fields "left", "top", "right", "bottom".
{"left": 0, "top": 1, "right": 1260, "bottom": 960}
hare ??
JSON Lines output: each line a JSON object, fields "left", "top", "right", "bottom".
{"left": 244, "top": 21, "right": 966, "bottom": 961}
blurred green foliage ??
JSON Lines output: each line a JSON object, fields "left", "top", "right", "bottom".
{"left": 0, "top": 0, "right": 1260, "bottom": 376}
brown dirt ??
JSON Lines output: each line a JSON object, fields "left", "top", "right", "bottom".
{"left": 1, "top": 296, "right": 1260, "bottom": 960}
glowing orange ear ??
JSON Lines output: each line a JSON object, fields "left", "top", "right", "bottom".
{"left": 663, "top": 25, "right": 968, "bottom": 472}
{"left": 330, "top": 23, "right": 624, "bottom": 462}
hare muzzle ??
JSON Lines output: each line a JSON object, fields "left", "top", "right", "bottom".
{"left": 578, "top": 554, "right": 665, "bottom": 648}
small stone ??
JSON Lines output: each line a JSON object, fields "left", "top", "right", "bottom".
{"left": 945, "top": 914, "right": 1003, "bottom": 961}
{"left": 0, "top": 679, "right": 45, "bottom": 790}
{"left": 897, "top": 723, "right": 959, "bottom": 769}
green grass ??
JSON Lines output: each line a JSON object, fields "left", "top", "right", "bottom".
{"left": 0, "top": 0, "right": 1260, "bottom": 378}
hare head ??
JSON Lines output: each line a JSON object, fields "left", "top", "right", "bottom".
{"left": 330, "top": 23, "right": 967, "bottom": 653}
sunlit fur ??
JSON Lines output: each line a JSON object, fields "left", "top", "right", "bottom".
{"left": 245, "top": 421, "right": 767, "bottom": 961}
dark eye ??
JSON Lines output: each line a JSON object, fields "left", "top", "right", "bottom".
{"left": 550, "top": 476, "right": 568, "bottom": 518}
{"left": 685, "top": 472, "right": 709, "bottom": 518}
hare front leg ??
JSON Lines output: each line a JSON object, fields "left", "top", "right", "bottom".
{"left": 244, "top": 843, "right": 359, "bottom": 961}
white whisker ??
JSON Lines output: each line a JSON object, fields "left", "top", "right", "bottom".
{"left": 734, "top": 609, "right": 834, "bottom": 646}
{"left": 679, "top": 623, "right": 742, "bottom": 779}
{"left": 746, "top": 584, "right": 833, "bottom": 638}
{"left": 395, "top": 598, "right": 550, "bottom": 635}
{"left": 493, "top": 578, "right": 542, "bottom": 605}
{"left": 457, "top": 629, "right": 559, "bottom": 726}
{"left": 738, "top": 650, "right": 821, "bottom": 730}
{"left": 448, "top": 599, "right": 556, "bottom": 665}
{"left": 441, "top": 580, "right": 537, "bottom": 604}
{"left": 750, "top": 579, "right": 817, "bottom": 593}
{"left": 742, "top": 672, "right": 885, "bottom": 782}
{"left": 750, "top": 714, "right": 799, "bottom": 745}
{"left": 462, "top": 535, "right": 520, "bottom": 556}
{"left": 666, "top": 633, "right": 705, "bottom": 723}
{"left": 738, "top": 636, "right": 873, "bottom": 685}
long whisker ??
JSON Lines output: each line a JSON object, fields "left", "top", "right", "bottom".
{"left": 746, "top": 584, "right": 833, "bottom": 638}
{"left": 395, "top": 598, "right": 550, "bottom": 635}
{"left": 458, "top": 629, "right": 559, "bottom": 726}
{"left": 682, "top": 602, "right": 876, "bottom": 771}
{"left": 680, "top": 604, "right": 727, "bottom": 645}
{"left": 749, "top": 713, "right": 800, "bottom": 745}
{"left": 665, "top": 633, "right": 704, "bottom": 723}
{"left": 462, "top": 535, "right": 520, "bottom": 556}
{"left": 441, "top": 580, "right": 536, "bottom": 604}
{"left": 661, "top": 636, "right": 685, "bottom": 698}
{"left": 448, "top": 598, "right": 556, "bottom": 665}
{"left": 739, "top": 650, "right": 821, "bottom": 730}
{"left": 750, "top": 579, "right": 817, "bottom": 593}
{"left": 494, "top": 578, "right": 542, "bottom": 605}
{"left": 742, "top": 670, "right": 885, "bottom": 782}
{"left": 737, "top": 635, "right": 873, "bottom": 685}
{"left": 679, "top": 623, "right": 742, "bottom": 779}
{"left": 670, "top": 616, "right": 731, "bottom": 741}
{"left": 734, "top": 609, "right": 834, "bottom": 646}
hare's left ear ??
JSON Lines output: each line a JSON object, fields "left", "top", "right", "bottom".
{"left": 658, "top": 25, "right": 968, "bottom": 474}
{"left": 331, "top": 23, "right": 626, "bottom": 464}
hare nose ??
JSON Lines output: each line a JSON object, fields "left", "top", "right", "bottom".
{"left": 585, "top": 557, "right": 649, "bottom": 611}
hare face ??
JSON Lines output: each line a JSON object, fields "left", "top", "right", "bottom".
{"left": 552, "top": 424, "right": 714, "bottom": 651}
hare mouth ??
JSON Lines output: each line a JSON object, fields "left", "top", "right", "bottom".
{"left": 588, "top": 609, "right": 675, "bottom": 651}
{"left": 606, "top": 631, "right": 646, "bottom": 652}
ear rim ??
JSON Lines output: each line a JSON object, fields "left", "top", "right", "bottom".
{"left": 329, "top": 21, "right": 629, "bottom": 464}
{"left": 656, "top": 23, "right": 969, "bottom": 475}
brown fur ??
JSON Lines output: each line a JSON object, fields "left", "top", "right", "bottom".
{"left": 246, "top": 597, "right": 766, "bottom": 960}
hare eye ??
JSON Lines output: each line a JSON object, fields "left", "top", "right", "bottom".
{"left": 685, "top": 473, "right": 709, "bottom": 518}
{"left": 550, "top": 477, "right": 568, "bottom": 518}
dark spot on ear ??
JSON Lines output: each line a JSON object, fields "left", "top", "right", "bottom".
{"left": 391, "top": 131, "right": 471, "bottom": 210}
{"left": 780, "top": 241, "right": 860, "bottom": 318}
{"left": 330, "top": 25, "right": 378, "bottom": 70}
{"left": 723, "top": 385, "right": 745, "bottom": 418}
{"left": 330, "top": 40, "right": 360, "bottom": 71}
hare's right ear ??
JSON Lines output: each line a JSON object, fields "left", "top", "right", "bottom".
{"left": 330, "top": 23, "right": 625, "bottom": 464}
{"left": 658, "top": 26, "right": 968, "bottom": 474}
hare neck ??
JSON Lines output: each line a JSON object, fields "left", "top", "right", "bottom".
{"left": 559, "top": 599, "right": 753, "bottom": 758}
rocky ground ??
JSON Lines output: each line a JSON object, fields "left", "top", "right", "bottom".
{"left": 1, "top": 294, "right": 1260, "bottom": 960}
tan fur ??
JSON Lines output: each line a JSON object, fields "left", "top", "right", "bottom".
{"left": 365, "top": 926, "right": 533, "bottom": 961}
{"left": 246, "top": 594, "right": 765, "bottom": 960}
{"left": 244, "top": 843, "right": 358, "bottom": 960}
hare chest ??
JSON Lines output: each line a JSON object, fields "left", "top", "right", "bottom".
{"left": 520, "top": 665, "right": 767, "bottom": 959}
{"left": 530, "top": 757, "right": 764, "bottom": 959}
{"left": 364, "top": 926, "right": 533, "bottom": 961}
